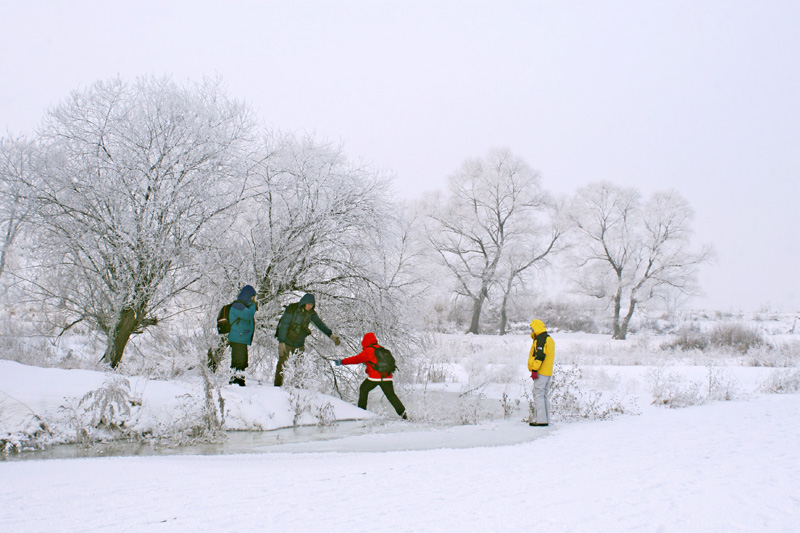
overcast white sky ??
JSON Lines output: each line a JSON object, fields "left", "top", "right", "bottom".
{"left": 1, "top": 0, "right": 798, "bottom": 312}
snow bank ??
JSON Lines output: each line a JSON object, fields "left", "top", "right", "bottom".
{"left": 0, "top": 360, "right": 371, "bottom": 452}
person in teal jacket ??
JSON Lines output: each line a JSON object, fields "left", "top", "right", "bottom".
{"left": 227, "top": 285, "right": 257, "bottom": 386}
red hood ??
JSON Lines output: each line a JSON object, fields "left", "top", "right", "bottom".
{"left": 361, "top": 332, "right": 378, "bottom": 348}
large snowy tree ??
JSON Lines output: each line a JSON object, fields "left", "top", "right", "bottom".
{"left": 425, "top": 148, "right": 560, "bottom": 334}
{"left": 494, "top": 196, "right": 567, "bottom": 335}
{"left": 28, "top": 75, "right": 253, "bottom": 367}
{"left": 567, "top": 182, "right": 713, "bottom": 339}
{"left": 208, "top": 131, "right": 416, "bottom": 352}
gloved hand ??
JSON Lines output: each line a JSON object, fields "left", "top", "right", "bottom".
{"left": 334, "top": 359, "right": 342, "bottom": 366}
{"left": 330, "top": 334, "right": 341, "bottom": 346}
{"left": 530, "top": 371, "right": 539, "bottom": 380}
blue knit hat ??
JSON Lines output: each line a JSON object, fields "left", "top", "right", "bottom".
{"left": 237, "top": 285, "right": 256, "bottom": 302}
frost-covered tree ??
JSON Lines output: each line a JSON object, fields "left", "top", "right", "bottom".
{"left": 425, "top": 148, "right": 558, "bottom": 334}
{"left": 567, "top": 182, "right": 713, "bottom": 339}
{"left": 209, "top": 131, "right": 414, "bottom": 350}
{"left": 28, "top": 75, "right": 253, "bottom": 367}
{"left": 495, "top": 197, "right": 567, "bottom": 335}
{"left": 0, "top": 135, "right": 38, "bottom": 283}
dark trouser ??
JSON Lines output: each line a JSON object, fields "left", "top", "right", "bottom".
{"left": 207, "top": 340, "right": 249, "bottom": 372}
{"left": 230, "top": 342, "right": 248, "bottom": 371}
{"left": 230, "top": 342, "right": 248, "bottom": 386}
{"left": 274, "top": 343, "right": 303, "bottom": 387}
{"left": 358, "top": 379, "right": 406, "bottom": 416}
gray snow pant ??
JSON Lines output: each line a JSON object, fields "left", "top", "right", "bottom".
{"left": 532, "top": 374, "right": 552, "bottom": 424}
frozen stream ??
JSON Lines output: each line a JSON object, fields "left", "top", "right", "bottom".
{"left": 2, "top": 418, "right": 549, "bottom": 461}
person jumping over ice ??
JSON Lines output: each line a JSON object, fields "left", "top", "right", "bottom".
{"left": 334, "top": 332, "right": 407, "bottom": 420}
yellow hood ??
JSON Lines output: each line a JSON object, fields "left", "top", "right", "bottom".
{"left": 530, "top": 319, "right": 547, "bottom": 336}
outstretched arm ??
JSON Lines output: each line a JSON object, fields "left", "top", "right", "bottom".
{"left": 310, "top": 312, "right": 333, "bottom": 337}
{"left": 340, "top": 349, "right": 371, "bottom": 366}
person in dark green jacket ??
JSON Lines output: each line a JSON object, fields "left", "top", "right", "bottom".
{"left": 274, "top": 293, "right": 340, "bottom": 386}
{"left": 227, "top": 285, "right": 257, "bottom": 386}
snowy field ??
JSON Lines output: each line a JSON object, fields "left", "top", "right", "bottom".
{"left": 2, "top": 324, "right": 800, "bottom": 532}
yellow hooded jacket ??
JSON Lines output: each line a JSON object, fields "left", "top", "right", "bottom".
{"left": 527, "top": 319, "right": 555, "bottom": 377}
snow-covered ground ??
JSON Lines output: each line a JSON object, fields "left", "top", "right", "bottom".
{"left": 2, "top": 329, "right": 800, "bottom": 531}
{"left": 2, "top": 392, "right": 798, "bottom": 532}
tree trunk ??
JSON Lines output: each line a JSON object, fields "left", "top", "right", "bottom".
{"left": 467, "top": 286, "right": 489, "bottom": 334}
{"left": 611, "top": 273, "right": 624, "bottom": 339}
{"left": 102, "top": 306, "right": 139, "bottom": 368}
{"left": 618, "top": 298, "right": 637, "bottom": 340}
{"left": 611, "top": 294, "right": 623, "bottom": 340}
{"left": 499, "top": 292, "right": 510, "bottom": 336}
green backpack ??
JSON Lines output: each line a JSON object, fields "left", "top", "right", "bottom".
{"left": 370, "top": 345, "right": 397, "bottom": 377}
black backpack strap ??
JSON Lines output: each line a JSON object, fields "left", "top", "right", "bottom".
{"left": 229, "top": 300, "right": 242, "bottom": 326}
{"left": 367, "top": 343, "right": 381, "bottom": 372}
{"left": 534, "top": 332, "right": 549, "bottom": 363}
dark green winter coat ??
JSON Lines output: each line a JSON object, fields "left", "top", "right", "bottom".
{"left": 276, "top": 293, "right": 332, "bottom": 348}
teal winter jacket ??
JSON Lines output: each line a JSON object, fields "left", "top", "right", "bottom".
{"left": 228, "top": 285, "right": 257, "bottom": 345}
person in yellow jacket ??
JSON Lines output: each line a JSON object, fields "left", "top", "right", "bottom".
{"left": 527, "top": 319, "right": 555, "bottom": 426}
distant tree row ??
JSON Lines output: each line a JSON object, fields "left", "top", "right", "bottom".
{"left": 421, "top": 149, "right": 713, "bottom": 339}
{"left": 0, "top": 75, "right": 713, "bottom": 369}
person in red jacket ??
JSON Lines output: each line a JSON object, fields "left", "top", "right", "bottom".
{"left": 334, "top": 332, "right": 407, "bottom": 420}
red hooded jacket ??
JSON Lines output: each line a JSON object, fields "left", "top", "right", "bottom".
{"left": 340, "top": 332, "right": 392, "bottom": 381}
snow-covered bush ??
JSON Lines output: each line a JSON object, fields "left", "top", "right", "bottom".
{"left": 287, "top": 389, "right": 326, "bottom": 426}
{"left": 455, "top": 385, "right": 491, "bottom": 425}
{"left": 200, "top": 364, "right": 226, "bottom": 434}
{"left": 745, "top": 341, "right": 800, "bottom": 367}
{"left": 0, "top": 334, "right": 57, "bottom": 367}
{"left": 709, "top": 323, "right": 765, "bottom": 353}
{"left": 281, "top": 349, "right": 338, "bottom": 395}
{"left": 280, "top": 350, "right": 346, "bottom": 426}
{"left": 537, "top": 364, "right": 632, "bottom": 422}
{"left": 528, "top": 299, "right": 601, "bottom": 334}
{"left": 315, "top": 401, "right": 337, "bottom": 427}
{"left": 500, "top": 391, "right": 520, "bottom": 419}
{"left": 705, "top": 366, "right": 743, "bottom": 402}
{"left": 61, "top": 376, "right": 138, "bottom": 444}
{"left": 0, "top": 391, "right": 52, "bottom": 453}
{"left": 647, "top": 366, "right": 704, "bottom": 408}
{"left": 646, "top": 365, "right": 741, "bottom": 408}
{"left": 664, "top": 325, "right": 711, "bottom": 352}
{"left": 758, "top": 369, "right": 800, "bottom": 394}
{"left": 665, "top": 322, "right": 764, "bottom": 354}
{"left": 54, "top": 375, "right": 227, "bottom": 448}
